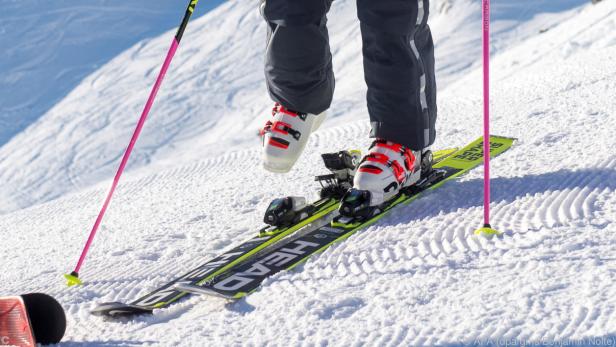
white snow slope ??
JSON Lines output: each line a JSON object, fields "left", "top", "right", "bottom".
{"left": 1, "top": 0, "right": 616, "bottom": 346}
{"left": 0, "top": 0, "right": 588, "bottom": 214}
{"left": 0, "top": 0, "right": 223, "bottom": 148}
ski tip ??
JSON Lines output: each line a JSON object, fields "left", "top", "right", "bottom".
{"left": 64, "top": 272, "right": 83, "bottom": 287}
{"left": 474, "top": 225, "right": 503, "bottom": 238}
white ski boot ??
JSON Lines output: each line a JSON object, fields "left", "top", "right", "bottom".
{"left": 260, "top": 103, "right": 326, "bottom": 173}
{"left": 340, "top": 139, "right": 433, "bottom": 217}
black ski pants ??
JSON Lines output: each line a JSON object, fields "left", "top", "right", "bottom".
{"left": 262, "top": 0, "right": 437, "bottom": 150}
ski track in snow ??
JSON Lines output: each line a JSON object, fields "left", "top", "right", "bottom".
{"left": 1, "top": 0, "right": 616, "bottom": 346}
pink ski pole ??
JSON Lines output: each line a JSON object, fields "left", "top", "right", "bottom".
{"left": 65, "top": 0, "right": 201, "bottom": 286}
{"left": 475, "top": 0, "right": 500, "bottom": 237}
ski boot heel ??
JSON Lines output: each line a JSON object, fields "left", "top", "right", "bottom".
{"left": 421, "top": 150, "right": 434, "bottom": 176}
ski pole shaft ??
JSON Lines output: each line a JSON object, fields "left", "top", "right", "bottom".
{"left": 67, "top": 0, "right": 201, "bottom": 284}
{"left": 482, "top": 0, "right": 491, "bottom": 227}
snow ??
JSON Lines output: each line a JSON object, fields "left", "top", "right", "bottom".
{"left": 0, "top": 0, "right": 588, "bottom": 214}
{"left": 1, "top": 0, "right": 616, "bottom": 345}
{"left": 0, "top": 1, "right": 223, "bottom": 149}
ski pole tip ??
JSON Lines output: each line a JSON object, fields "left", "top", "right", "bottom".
{"left": 64, "top": 272, "right": 83, "bottom": 287}
{"left": 474, "top": 224, "right": 502, "bottom": 238}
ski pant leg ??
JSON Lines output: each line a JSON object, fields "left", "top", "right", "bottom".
{"left": 261, "top": 0, "right": 335, "bottom": 115}
{"left": 358, "top": 0, "right": 437, "bottom": 150}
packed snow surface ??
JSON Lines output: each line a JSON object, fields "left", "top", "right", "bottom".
{"left": 1, "top": 0, "right": 615, "bottom": 346}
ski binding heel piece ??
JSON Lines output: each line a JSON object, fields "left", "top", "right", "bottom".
{"left": 316, "top": 150, "right": 361, "bottom": 199}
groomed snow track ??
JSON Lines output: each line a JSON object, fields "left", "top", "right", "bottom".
{"left": 0, "top": 0, "right": 615, "bottom": 345}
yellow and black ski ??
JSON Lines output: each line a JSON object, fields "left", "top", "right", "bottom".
{"left": 90, "top": 147, "right": 460, "bottom": 317}
{"left": 179, "top": 136, "right": 515, "bottom": 300}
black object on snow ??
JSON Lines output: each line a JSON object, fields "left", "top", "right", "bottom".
{"left": 21, "top": 293, "right": 66, "bottom": 345}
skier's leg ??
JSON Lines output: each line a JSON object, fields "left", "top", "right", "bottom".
{"left": 261, "top": 0, "right": 334, "bottom": 114}
{"left": 259, "top": 0, "right": 334, "bottom": 173}
{"left": 348, "top": 0, "right": 437, "bottom": 207}
{"left": 357, "top": 0, "right": 437, "bottom": 151}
